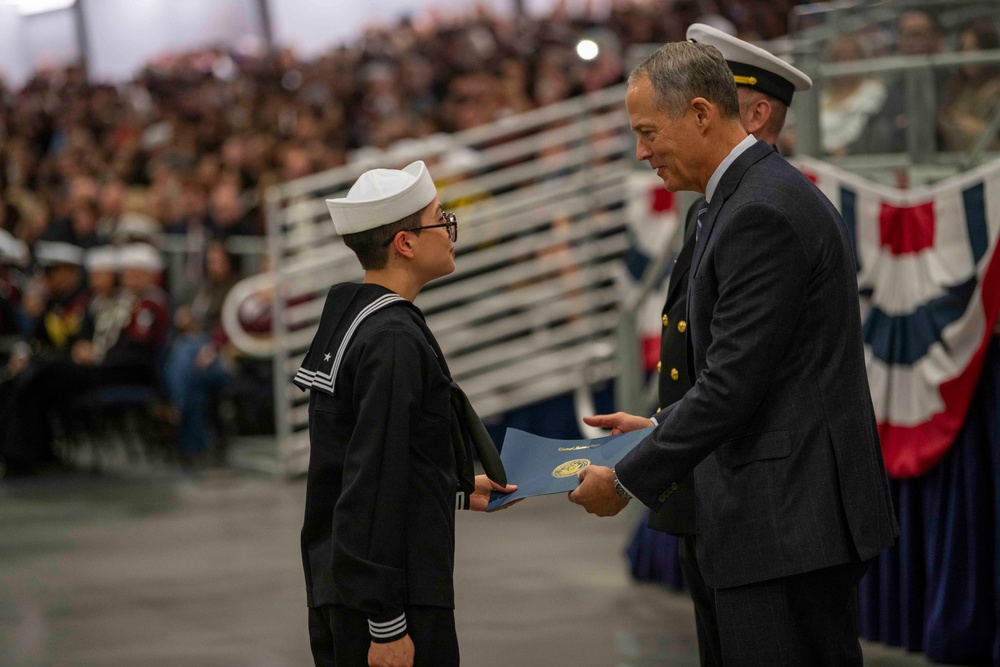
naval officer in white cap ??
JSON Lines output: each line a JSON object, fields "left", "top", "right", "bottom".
{"left": 294, "top": 161, "right": 513, "bottom": 667}
{"left": 687, "top": 22, "right": 812, "bottom": 149}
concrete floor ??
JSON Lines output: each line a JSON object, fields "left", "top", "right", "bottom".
{"left": 0, "top": 463, "right": 939, "bottom": 666}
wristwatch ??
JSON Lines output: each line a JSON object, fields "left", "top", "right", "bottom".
{"left": 612, "top": 469, "right": 632, "bottom": 500}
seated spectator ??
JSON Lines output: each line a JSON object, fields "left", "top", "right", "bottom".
{"left": 0, "top": 241, "right": 91, "bottom": 475}
{"left": 164, "top": 241, "right": 241, "bottom": 467}
{"left": 76, "top": 245, "right": 128, "bottom": 368}
{"left": 21, "top": 241, "right": 90, "bottom": 356}
{"left": 82, "top": 245, "right": 119, "bottom": 316}
{"left": 442, "top": 70, "right": 507, "bottom": 132}
{"left": 113, "top": 211, "right": 162, "bottom": 247}
{"left": 206, "top": 182, "right": 254, "bottom": 238}
{"left": 96, "top": 179, "right": 128, "bottom": 239}
{"left": 0, "top": 230, "right": 28, "bottom": 339}
{"left": 50, "top": 197, "right": 107, "bottom": 249}
{"left": 820, "top": 35, "right": 888, "bottom": 156}
{"left": 865, "top": 9, "right": 945, "bottom": 154}
{"left": 71, "top": 243, "right": 168, "bottom": 388}
{"left": 0, "top": 243, "right": 170, "bottom": 476}
{"left": 939, "top": 19, "right": 1000, "bottom": 152}
{"left": 96, "top": 243, "right": 170, "bottom": 386}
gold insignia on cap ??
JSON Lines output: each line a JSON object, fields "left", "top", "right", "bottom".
{"left": 733, "top": 75, "right": 758, "bottom": 86}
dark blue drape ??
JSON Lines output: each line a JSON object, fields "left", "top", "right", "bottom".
{"left": 859, "top": 334, "right": 1000, "bottom": 665}
{"left": 626, "top": 335, "right": 1000, "bottom": 666}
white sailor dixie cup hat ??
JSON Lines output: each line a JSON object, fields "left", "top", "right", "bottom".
{"left": 687, "top": 23, "right": 812, "bottom": 106}
{"left": 326, "top": 160, "right": 436, "bottom": 236}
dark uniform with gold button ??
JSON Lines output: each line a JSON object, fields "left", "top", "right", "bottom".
{"left": 649, "top": 201, "right": 698, "bottom": 535}
{"left": 649, "top": 198, "right": 723, "bottom": 667}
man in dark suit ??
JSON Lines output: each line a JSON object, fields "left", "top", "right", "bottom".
{"left": 570, "top": 41, "right": 898, "bottom": 665}
{"left": 645, "top": 24, "right": 814, "bottom": 667}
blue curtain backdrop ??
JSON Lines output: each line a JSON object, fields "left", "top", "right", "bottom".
{"left": 626, "top": 334, "right": 1000, "bottom": 666}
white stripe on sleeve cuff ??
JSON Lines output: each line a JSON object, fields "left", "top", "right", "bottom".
{"left": 369, "top": 614, "right": 407, "bottom": 642}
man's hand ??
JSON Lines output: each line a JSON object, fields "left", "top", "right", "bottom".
{"left": 368, "top": 635, "right": 414, "bottom": 667}
{"left": 568, "top": 465, "right": 628, "bottom": 517}
{"left": 470, "top": 475, "right": 517, "bottom": 512}
{"left": 583, "top": 412, "right": 655, "bottom": 435}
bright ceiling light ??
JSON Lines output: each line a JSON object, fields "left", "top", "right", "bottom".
{"left": 7, "top": 0, "right": 76, "bottom": 16}
{"left": 576, "top": 39, "right": 599, "bottom": 61}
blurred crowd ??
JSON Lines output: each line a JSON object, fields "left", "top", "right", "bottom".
{"left": 818, "top": 10, "right": 1000, "bottom": 157}
{"left": 0, "top": 0, "right": 998, "bottom": 475}
{"left": 0, "top": 0, "right": 803, "bottom": 475}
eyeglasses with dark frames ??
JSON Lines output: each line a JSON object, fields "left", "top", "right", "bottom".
{"left": 383, "top": 211, "right": 458, "bottom": 246}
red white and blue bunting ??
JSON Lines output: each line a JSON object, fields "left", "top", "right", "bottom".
{"left": 797, "top": 157, "right": 1000, "bottom": 478}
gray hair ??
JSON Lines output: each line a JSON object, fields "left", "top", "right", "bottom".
{"left": 629, "top": 41, "right": 740, "bottom": 120}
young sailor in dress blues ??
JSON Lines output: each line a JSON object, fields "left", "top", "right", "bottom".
{"left": 296, "top": 160, "right": 512, "bottom": 667}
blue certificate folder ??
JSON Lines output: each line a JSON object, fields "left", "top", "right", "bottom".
{"left": 487, "top": 426, "right": 655, "bottom": 510}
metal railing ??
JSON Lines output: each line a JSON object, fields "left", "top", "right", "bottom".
{"left": 789, "top": 0, "right": 1000, "bottom": 180}
{"left": 224, "top": 85, "right": 635, "bottom": 474}
{"left": 222, "top": 6, "right": 1000, "bottom": 474}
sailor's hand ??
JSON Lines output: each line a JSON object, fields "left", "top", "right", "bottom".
{"left": 368, "top": 634, "right": 414, "bottom": 667}
{"left": 470, "top": 474, "right": 517, "bottom": 512}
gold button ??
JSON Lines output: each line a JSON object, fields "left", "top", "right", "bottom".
{"left": 656, "top": 361, "right": 662, "bottom": 373}
{"left": 656, "top": 407, "right": 661, "bottom": 413}
{"left": 662, "top": 314, "right": 669, "bottom": 327}
{"left": 677, "top": 320, "right": 687, "bottom": 333}
{"left": 670, "top": 368, "right": 679, "bottom": 381}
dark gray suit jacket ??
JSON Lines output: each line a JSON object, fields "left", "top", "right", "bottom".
{"left": 617, "top": 140, "right": 898, "bottom": 590}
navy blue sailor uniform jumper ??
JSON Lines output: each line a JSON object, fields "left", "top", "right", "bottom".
{"left": 293, "top": 283, "right": 498, "bottom": 645}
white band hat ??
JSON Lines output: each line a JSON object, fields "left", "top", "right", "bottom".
{"left": 118, "top": 243, "right": 163, "bottom": 271}
{"left": 326, "top": 160, "right": 436, "bottom": 235}
{"left": 35, "top": 241, "right": 85, "bottom": 267}
{"left": 0, "top": 229, "right": 28, "bottom": 266}
{"left": 86, "top": 245, "right": 120, "bottom": 271}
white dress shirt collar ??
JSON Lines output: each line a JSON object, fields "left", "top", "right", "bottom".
{"left": 705, "top": 134, "right": 757, "bottom": 204}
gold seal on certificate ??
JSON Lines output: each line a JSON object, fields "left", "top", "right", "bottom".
{"left": 488, "top": 425, "right": 655, "bottom": 510}
{"left": 552, "top": 459, "right": 591, "bottom": 478}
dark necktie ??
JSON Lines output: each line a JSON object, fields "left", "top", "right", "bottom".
{"left": 695, "top": 206, "right": 708, "bottom": 242}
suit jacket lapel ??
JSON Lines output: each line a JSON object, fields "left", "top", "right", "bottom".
{"left": 687, "top": 141, "right": 775, "bottom": 286}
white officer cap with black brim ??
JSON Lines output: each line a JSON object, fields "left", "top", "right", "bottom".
{"left": 326, "top": 160, "right": 436, "bottom": 236}
{"left": 687, "top": 23, "right": 812, "bottom": 106}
